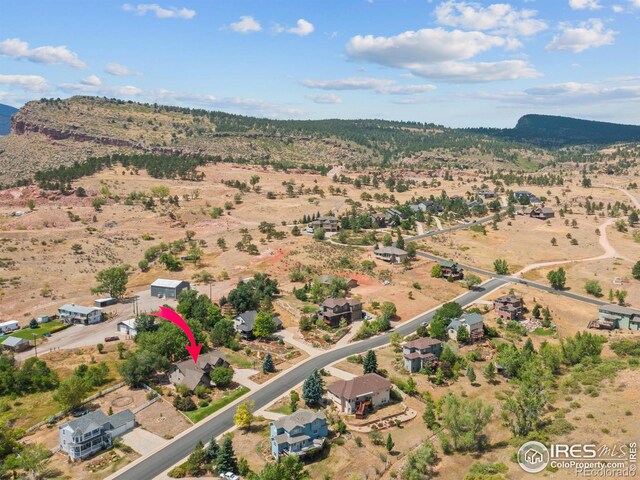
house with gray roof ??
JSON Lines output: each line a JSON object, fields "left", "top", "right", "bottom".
{"left": 270, "top": 409, "right": 328, "bottom": 459}
{"left": 595, "top": 304, "right": 640, "bottom": 330}
{"left": 317, "top": 297, "right": 363, "bottom": 327}
{"left": 59, "top": 409, "right": 135, "bottom": 461}
{"left": 1, "top": 336, "right": 30, "bottom": 352}
{"left": 403, "top": 337, "right": 442, "bottom": 373}
{"left": 58, "top": 304, "right": 103, "bottom": 325}
{"left": 374, "top": 246, "right": 408, "bottom": 264}
{"left": 233, "top": 311, "right": 282, "bottom": 338}
{"left": 447, "top": 312, "right": 484, "bottom": 343}
{"left": 168, "top": 350, "right": 230, "bottom": 391}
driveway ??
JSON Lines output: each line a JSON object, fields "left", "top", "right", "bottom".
{"left": 121, "top": 428, "right": 168, "bottom": 457}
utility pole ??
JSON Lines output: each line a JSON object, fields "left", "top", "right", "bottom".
{"left": 209, "top": 282, "right": 212, "bottom": 301}
{"left": 32, "top": 333, "right": 38, "bottom": 358}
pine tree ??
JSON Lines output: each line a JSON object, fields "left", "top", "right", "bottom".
{"left": 185, "top": 440, "right": 206, "bottom": 475}
{"left": 395, "top": 228, "right": 405, "bottom": 250}
{"left": 302, "top": 370, "right": 323, "bottom": 406}
{"left": 216, "top": 436, "right": 238, "bottom": 474}
{"left": 483, "top": 362, "right": 496, "bottom": 383}
{"left": 363, "top": 350, "right": 378, "bottom": 374}
{"left": 466, "top": 365, "right": 476, "bottom": 384}
{"left": 204, "top": 437, "right": 219, "bottom": 462}
{"left": 262, "top": 353, "right": 275, "bottom": 373}
{"left": 386, "top": 433, "right": 395, "bottom": 453}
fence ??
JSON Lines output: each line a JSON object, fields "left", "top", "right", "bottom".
{"left": 25, "top": 381, "right": 126, "bottom": 434}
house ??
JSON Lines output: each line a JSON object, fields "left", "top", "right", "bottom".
{"left": 530, "top": 207, "right": 555, "bottom": 220}
{"left": 477, "top": 188, "right": 497, "bottom": 201}
{"left": 309, "top": 216, "right": 340, "bottom": 232}
{"left": 168, "top": 350, "right": 230, "bottom": 391}
{"left": 317, "top": 274, "right": 358, "bottom": 290}
{"left": 369, "top": 213, "right": 388, "bottom": 228}
{"left": 403, "top": 337, "right": 442, "bottom": 373}
{"left": 59, "top": 304, "right": 103, "bottom": 325}
{"left": 447, "top": 313, "right": 484, "bottom": 342}
{"left": 94, "top": 297, "right": 117, "bottom": 308}
{"left": 438, "top": 260, "right": 464, "bottom": 280}
{"left": 595, "top": 304, "right": 640, "bottom": 330}
{"left": 317, "top": 298, "right": 363, "bottom": 327}
{"left": 494, "top": 295, "right": 524, "bottom": 320}
{"left": 374, "top": 246, "right": 408, "bottom": 264}
{"left": 514, "top": 191, "right": 541, "bottom": 205}
{"left": 150, "top": 279, "right": 190, "bottom": 299}
{"left": 36, "top": 315, "right": 50, "bottom": 324}
{"left": 1, "top": 336, "right": 30, "bottom": 352}
{"left": 327, "top": 373, "right": 391, "bottom": 417}
{"left": 233, "top": 310, "right": 283, "bottom": 338}
{"left": 59, "top": 409, "right": 135, "bottom": 461}
{"left": 116, "top": 318, "right": 158, "bottom": 337}
{"left": 384, "top": 208, "right": 405, "bottom": 226}
{"left": 270, "top": 409, "right": 328, "bottom": 460}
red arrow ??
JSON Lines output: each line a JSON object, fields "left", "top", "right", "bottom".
{"left": 151, "top": 306, "right": 202, "bottom": 364}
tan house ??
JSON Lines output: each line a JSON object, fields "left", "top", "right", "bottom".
{"left": 168, "top": 351, "right": 230, "bottom": 391}
{"left": 374, "top": 246, "right": 407, "bottom": 264}
{"left": 327, "top": 373, "right": 391, "bottom": 417}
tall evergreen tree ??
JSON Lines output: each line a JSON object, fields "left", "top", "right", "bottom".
{"left": 262, "top": 353, "right": 275, "bottom": 373}
{"left": 216, "top": 436, "right": 238, "bottom": 474}
{"left": 363, "top": 350, "right": 378, "bottom": 374}
{"left": 302, "top": 370, "right": 323, "bottom": 406}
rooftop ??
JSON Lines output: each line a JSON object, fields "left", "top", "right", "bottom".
{"left": 403, "top": 337, "right": 442, "bottom": 350}
{"left": 59, "top": 304, "right": 100, "bottom": 315}
{"left": 327, "top": 373, "right": 390, "bottom": 400}
{"left": 374, "top": 246, "right": 407, "bottom": 255}
{"left": 272, "top": 409, "right": 326, "bottom": 432}
{"left": 599, "top": 304, "right": 640, "bottom": 316}
{"left": 151, "top": 279, "right": 187, "bottom": 288}
{"left": 1, "top": 336, "right": 28, "bottom": 347}
{"left": 321, "top": 297, "right": 361, "bottom": 308}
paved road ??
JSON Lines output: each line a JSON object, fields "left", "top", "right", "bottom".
{"left": 111, "top": 278, "right": 507, "bottom": 480}
{"left": 416, "top": 251, "right": 606, "bottom": 307}
{"left": 407, "top": 211, "right": 500, "bottom": 242}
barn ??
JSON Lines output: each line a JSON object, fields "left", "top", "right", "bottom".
{"left": 150, "top": 279, "right": 190, "bottom": 299}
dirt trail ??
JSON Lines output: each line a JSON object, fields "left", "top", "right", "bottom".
{"left": 516, "top": 217, "right": 627, "bottom": 276}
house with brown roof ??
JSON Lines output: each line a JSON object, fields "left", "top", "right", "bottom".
{"left": 168, "top": 350, "right": 230, "bottom": 391}
{"left": 317, "top": 298, "right": 363, "bottom": 327}
{"left": 402, "top": 337, "right": 442, "bottom": 373}
{"left": 494, "top": 295, "right": 524, "bottom": 320}
{"left": 530, "top": 207, "right": 555, "bottom": 220}
{"left": 327, "top": 373, "right": 391, "bottom": 417}
{"left": 374, "top": 246, "right": 408, "bottom": 264}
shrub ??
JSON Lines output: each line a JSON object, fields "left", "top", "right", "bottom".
{"left": 173, "top": 396, "right": 197, "bottom": 411}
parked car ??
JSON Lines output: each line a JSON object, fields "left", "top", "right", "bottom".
{"left": 221, "top": 473, "right": 239, "bottom": 480}
{"left": 104, "top": 336, "right": 119, "bottom": 342}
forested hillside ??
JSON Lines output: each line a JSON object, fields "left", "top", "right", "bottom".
{"left": 474, "top": 114, "right": 640, "bottom": 148}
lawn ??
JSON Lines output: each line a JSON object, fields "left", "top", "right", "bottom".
{"left": 223, "top": 352, "right": 255, "bottom": 369}
{"left": 184, "top": 386, "right": 250, "bottom": 423}
{"left": 267, "top": 403, "right": 293, "bottom": 415}
{"left": 0, "top": 390, "right": 60, "bottom": 430}
{"left": 8, "top": 321, "right": 69, "bottom": 340}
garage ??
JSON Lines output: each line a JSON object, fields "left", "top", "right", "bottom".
{"left": 150, "top": 279, "right": 190, "bottom": 299}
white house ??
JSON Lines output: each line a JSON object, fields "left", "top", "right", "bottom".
{"left": 58, "top": 304, "right": 103, "bottom": 325}
{"left": 327, "top": 373, "right": 391, "bottom": 417}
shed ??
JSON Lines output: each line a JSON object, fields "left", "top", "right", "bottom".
{"left": 1, "top": 336, "right": 30, "bottom": 352}
{"left": 95, "top": 298, "right": 117, "bottom": 308}
{"left": 150, "top": 279, "right": 190, "bottom": 299}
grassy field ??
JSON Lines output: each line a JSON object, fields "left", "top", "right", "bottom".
{"left": 8, "top": 321, "right": 68, "bottom": 340}
{"left": 184, "top": 386, "right": 250, "bottom": 423}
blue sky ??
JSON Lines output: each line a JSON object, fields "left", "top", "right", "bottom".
{"left": 0, "top": 0, "right": 638, "bottom": 127}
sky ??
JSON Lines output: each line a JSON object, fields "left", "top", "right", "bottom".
{"left": 0, "top": 0, "right": 639, "bottom": 127}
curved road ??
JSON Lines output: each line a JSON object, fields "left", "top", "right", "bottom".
{"left": 114, "top": 209, "right": 605, "bottom": 479}
{"left": 112, "top": 278, "right": 507, "bottom": 480}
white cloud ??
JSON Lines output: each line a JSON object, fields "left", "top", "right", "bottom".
{"left": 0, "top": 38, "right": 85, "bottom": 69}
{"left": 0, "top": 74, "right": 49, "bottom": 91}
{"left": 628, "top": 0, "right": 640, "bottom": 7}
{"left": 122, "top": 3, "right": 195, "bottom": 19}
{"left": 229, "top": 16, "right": 262, "bottom": 33}
{"left": 612, "top": 5, "right": 625, "bottom": 12}
{"left": 306, "top": 93, "right": 343, "bottom": 104}
{"left": 57, "top": 81, "right": 143, "bottom": 97}
{"left": 434, "top": 1, "right": 548, "bottom": 36}
{"left": 80, "top": 75, "right": 102, "bottom": 87}
{"left": 346, "top": 28, "right": 540, "bottom": 82}
{"left": 287, "top": 19, "right": 315, "bottom": 36}
{"left": 480, "top": 81, "right": 640, "bottom": 105}
{"left": 302, "top": 77, "right": 438, "bottom": 94}
{"left": 104, "top": 63, "right": 142, "bottom": 76}
{"left": 569, "top": 0, "right": 602, "bottom": 10}
{"left": 546, "top": 19, "right": 616, "bottom": 53}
